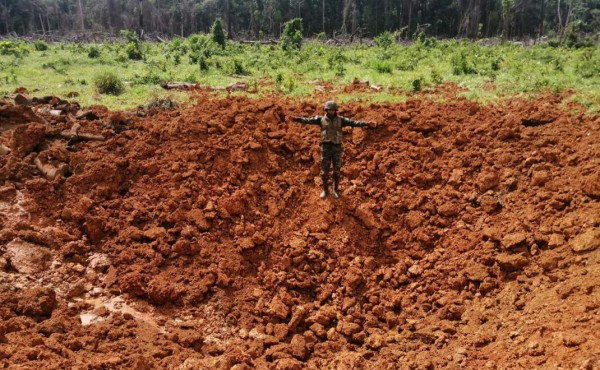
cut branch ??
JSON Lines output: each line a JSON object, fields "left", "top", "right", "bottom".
{"left": 34, "top": 156, "right": 69, "bottom": 180}
{"left": 58, "top": 123, "right": 105, "bottom": 141}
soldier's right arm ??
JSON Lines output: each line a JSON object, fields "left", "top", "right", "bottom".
{"left": 292, "top": 116, "right": 322, "bottom": 125}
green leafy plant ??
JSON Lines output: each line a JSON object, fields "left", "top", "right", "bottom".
{"left": 0, "top": 41, "right": 30, "bottom": 58}
{"left": 230, "top": 59, "right": 248, "bottom": 75}
{"left": 280, "top": 18, "right": 303, "bottom": 51}
{"left": 34, "top": 40, "right": 49, "bottom": 51}
{"left": 211, "top": 18, "right": 227, "bottom": 49}
{"left": 412, "top": 77, "right": 423, "bottom": 91}
{"left": 120, "top": 30, "right": 143, "bottom": 60}
{"left": 188, "top": 33, "right": 219, "bottom": 63}
{"left": 94, "top": 71, "right": 125, "bottom": 95}
{"left": 451, "top": 49, "right": 477, "bottom": 75}
{"left": 88, "top": 45, "right": 101, "bottom": 58}
{"left": 374, "top": 31, "right": 395, "bottom": 49}
{"left": 372, "top": 60, "right": 393, "bottom": 74}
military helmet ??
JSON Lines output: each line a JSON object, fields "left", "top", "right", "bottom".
{"left": 324, "top": 101, "right": 338, "bottom": 111}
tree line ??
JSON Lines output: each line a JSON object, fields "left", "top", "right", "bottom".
{"left": 0, "top": 0, "right": 598, "bottom": 41}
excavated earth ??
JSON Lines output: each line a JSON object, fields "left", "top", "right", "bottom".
{"left": 1, "top": 85, "right": 600, "bottom": 370}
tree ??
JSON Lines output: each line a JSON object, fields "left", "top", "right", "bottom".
{"left": 280, "top": 17, "right": 303, "bottom": 50}
{"left": 501, "top": 0, "right": 514, "bottom": 41}
{"left": 211, "top": 17, "right": 226, "bottom": 48}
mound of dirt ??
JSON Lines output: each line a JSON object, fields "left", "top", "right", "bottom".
{"left": 1, "top": 89, "right": 599, "bottom": 369}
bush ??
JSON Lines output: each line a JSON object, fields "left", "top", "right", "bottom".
{"left": 230, "top": 59, "right": 248, "bottom": 75}
{"left": 451, "top": 49, "right": 478, "bottom": 75}
{"left": 188, "top": 33, "right": 219, "bottom": 63}
{"left": 280, "top": 18, "right": 303, "bottom": 51}
{"left": 412, "top": 77, "right": 422, "bottom": 91}
{"left": 198, "top": 56, "right": 209, "bottom": 71}
{"left": 211, "top": 18, "right": 226, "bottom": 49}
{"left": 34, "top": 40, "right": 49, "bottom": 51}
{"left": 431, "top": 70, "right": 443, "bottom": 84}
{"left": 372, "top": 60, "right": 393, "bottom": 74}
{"left": 374, "top": 31, "right": 395, "bottom": 49}
{"left": 0, "top": 41, "right": 30, "bottom": 57}
{"left": 120, "top": 30, "right": 143, "bottom": 60}
{"left": 94, "top": 72, "right": 125, "bottom": 95}
{"left": 88, "top": 46, "right": 101, "bottom": 58}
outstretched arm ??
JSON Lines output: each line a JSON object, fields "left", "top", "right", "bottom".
{"left": 340, "top": 116, "right": 369, "bottom": 128}
{"left": 292, "top": 116, "right": 322, "bottom": 125}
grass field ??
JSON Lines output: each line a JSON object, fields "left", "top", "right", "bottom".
{"left": 0, "top": 36, "right": 599, "bottom": 112}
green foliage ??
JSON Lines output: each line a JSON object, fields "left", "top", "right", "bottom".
{"left": 274, "top": 72, "right": 296, "bottom": 93}
{"left": 163, "top": 38, "right": 187, "bottom": 64}
{"left": 211, "top": 18, "right": 226, "bottom": 49}
{"left": 188, "top": 33, "right": 219, "bottom": 63}
{"left": 230, "top": 59, "right": 248, "bottom": 75}
{"left": 416, "top": 32, "right": 436, "bottom": 48}
{"left": 374, "top": 31, "right": 395, "bottom": 49}
{"left": 33, "top": 40, "right": 49, "bottom": 51}
{"left": 120, "top": 30, "right": 144, "bottom": 60}
{"left": 431, "top": 70, "right": 443, "bottom": 84}
{"left": 198, "top": 56, "right": 209, "bottom": 71}
{"left": 0, "top": 41, "right": 30, "bottom": 58}
{"left": 327, "top": 49, "right": 347, "bottom": 76}
{"left": 412, "top": 77, "right": 423, "bottom": 91}
{"left": 88, "top": 46, "right": 101, "bottom": 58}
{"left": 1, "top": 38, "right": 599, "bottom": 112}
{"left": 577, "top": 48, "right": 600, "bottom": 78}
{"left": 451, "top": 49, "right": 478, "bottom": 75}
{"left": 280, "top": 18, "right": 303, "bottom": 51}
{"left": 372, "top": 60, "right": 393, "bottom": 74}
{"left": 94, "top": 71, "right": 124, "bottom": 95}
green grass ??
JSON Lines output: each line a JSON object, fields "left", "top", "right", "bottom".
{"left": 0, "top": 38, "right": 598, "bottom": 112}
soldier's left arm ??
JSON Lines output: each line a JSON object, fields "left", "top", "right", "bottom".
{"left": 340, "top": 116, "right": 369, "bottom": 128}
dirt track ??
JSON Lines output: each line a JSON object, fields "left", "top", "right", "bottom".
{"left": 1, "top": 86, "right": 600, "bottom": 369}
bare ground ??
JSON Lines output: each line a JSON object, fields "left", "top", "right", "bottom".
{"left": 1, "top": 85, "right": 600, "bottom": 369}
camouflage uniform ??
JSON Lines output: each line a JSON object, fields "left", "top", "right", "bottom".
{"left": 293, "top": 104, "right": 368, "bottom": 198}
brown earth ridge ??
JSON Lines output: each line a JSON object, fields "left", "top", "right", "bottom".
{"left": 1, "top": 86, "right": 599, "bottom": 369}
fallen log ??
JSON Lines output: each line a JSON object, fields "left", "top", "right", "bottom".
{"left": 34, "top": 156, "right": 69, "bottom": 180}
{"left": 160, "top": 81, "right": 198, "bottom": 90}
{"left": 238, "top": 39, "right": 278, "bottom": 45}
{"left": 59, "top": 123, "right": 105, "bottom": 141}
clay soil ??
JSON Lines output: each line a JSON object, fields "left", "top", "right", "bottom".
{"left": 1, "top": 86, "right": 600, "bottom": 370}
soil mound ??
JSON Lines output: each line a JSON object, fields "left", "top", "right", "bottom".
{"left": 1, "top": 90, "right": 599, "bottom": 369}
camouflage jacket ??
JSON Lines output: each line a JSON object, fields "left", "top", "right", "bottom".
{"left": 293, "top": 115, "right": 367, "bottom": 144}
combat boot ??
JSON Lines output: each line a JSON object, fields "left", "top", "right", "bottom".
{"left": 320, "top": 177, "right": 329, "bottom": 199}
{"left": 332, "top": 178, "right": 340, "bottom": 199}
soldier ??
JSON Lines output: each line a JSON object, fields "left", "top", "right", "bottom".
{"left": 291, "top": 100, "right": 370, "bottom": 199}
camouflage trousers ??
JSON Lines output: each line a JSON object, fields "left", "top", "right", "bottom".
{"left": 321, "top": 142, "right": 342, "bottom": 182}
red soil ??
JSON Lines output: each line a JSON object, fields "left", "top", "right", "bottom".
{"left": 1, "top": 87, "right": 599, "bottom": 369}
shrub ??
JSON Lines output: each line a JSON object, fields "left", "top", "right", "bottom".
{"left": 188, "top": 33, "right": 219, "bottom": 63}
{"left": 88, "top": 46, "right": 101, "bottom": 58}
{"left": 374, "top": 31, "right": 395, "bottom": 49}
{"left": 211, "top": 18, "right": 226, "bottom": 49}
{"left": 94, "top": 72, "right": 125, "bottom": 95}
{"left": 451, "top": 49, "right": 477, "bottom": 75}
{"left": 412, "top": 77, "right": 422, "bottom": 91}
{"left": 0, "top": 41, "right": 30, "bottom": 58}
{"left": 416, "top": 32, "right": 436, "bottom": 48}
{"left": 120, "top": 30, "right": 143, "bottom": 60}
{"left": 372, "top": 60, "right": 393, "bottom": 74}
{"left": 280, "top": 18, "right": 303, "bottom": 51}
{"left": 431, "top": 70, "right": 443, "bottom": 84}
{"left": 327, "top": 49, "right": 347, "bottom": 76}
{"left": 231, "top": 59, "right": 248, "bottom": 75}
{"left": 34, "top": 40, "right": 49, "bottom": 51}
{"left": 198, "top": 56, "right": 209, "bottom": 71}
